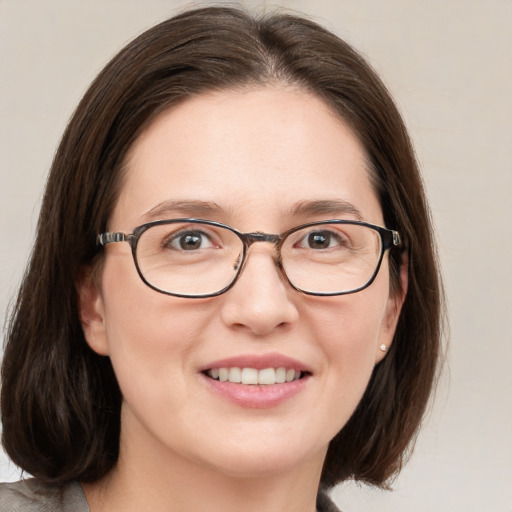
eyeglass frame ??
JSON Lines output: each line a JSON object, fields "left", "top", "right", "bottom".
{"left": 97, "top": 218, "right": 401, "bottom": 298}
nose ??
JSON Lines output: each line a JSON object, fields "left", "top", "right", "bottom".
{"left": 219, "top": 247, "right": 299, "bottom": 336}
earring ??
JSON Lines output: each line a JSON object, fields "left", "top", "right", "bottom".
{"left": 379, "top": 344, "right": 388, "bottom": 352}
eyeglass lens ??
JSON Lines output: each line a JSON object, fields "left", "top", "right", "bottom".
{"left": 134, "top": 221, "right": 383, "bottom": 297}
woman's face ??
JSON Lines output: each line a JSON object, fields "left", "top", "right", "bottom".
{"left": 81, "top": 86, "right": 403, "bottom": 479}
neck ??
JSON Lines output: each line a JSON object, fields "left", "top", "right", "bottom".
{"left": 82, "top": 422, "right": 326, "bottom": 512}
{"left": 83, "top": 453, "right": 323, "bottom": 512}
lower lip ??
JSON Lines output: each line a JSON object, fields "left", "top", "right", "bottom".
{"left": 201, "top": 374, "right": 310, "bottom": 409}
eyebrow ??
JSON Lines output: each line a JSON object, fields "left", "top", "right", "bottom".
{"left": 141, "top": 198, "right": 364, "bottom": 224}
{"left": 142, "top": 200, "right": 227, "bottom": 222}
{"left": 290, "top": 199, "right": 365, "bottom": 221}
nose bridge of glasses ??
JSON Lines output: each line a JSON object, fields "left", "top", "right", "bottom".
{"left": 234, "top": 231, "right": 286, "bottom": 288}
{"left": 238, "top": 232, "right": 283, "bottom": 272}
{"left": 243, "top": 232, "right": 281, "bottom": 248}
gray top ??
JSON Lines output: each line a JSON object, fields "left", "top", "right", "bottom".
{"left": 0, "top": 478, "right": 341, "bottom": 511}
{"left": 0, "top": 479, "right": 89, "bottom": 511}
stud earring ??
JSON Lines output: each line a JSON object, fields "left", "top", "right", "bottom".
{"left": 380, "top": 344, "right": 388, "bottom": 352}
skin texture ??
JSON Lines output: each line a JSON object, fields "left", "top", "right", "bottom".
{"left": 79, "top": 86, "right": 405, "bottom": 512}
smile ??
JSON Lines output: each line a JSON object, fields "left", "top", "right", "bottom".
{"left": 200, "top": 353, "right": 311, "bottom": 407}
{"left": 206, "top": 367, "right": 303, "bottom": 385}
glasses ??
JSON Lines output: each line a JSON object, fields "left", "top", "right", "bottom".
{"left": 97, "top": 218, "right": 401, "bottom": 298}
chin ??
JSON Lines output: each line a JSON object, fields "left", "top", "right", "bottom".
{"left": 187, "top": 428, "right": 329, "bottom": 480}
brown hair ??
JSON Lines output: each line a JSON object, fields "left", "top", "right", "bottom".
{"left": 1, "top": 6, "right": 443, "bottom": 488}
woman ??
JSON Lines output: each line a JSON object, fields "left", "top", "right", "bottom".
{"left": 0, "top": 6, "right": 442, "bottom": 511}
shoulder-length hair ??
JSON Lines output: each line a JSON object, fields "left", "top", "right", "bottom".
{"left": 1, "top": 6, "right": 443, "bottom": 488}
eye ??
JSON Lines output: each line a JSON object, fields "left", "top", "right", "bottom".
{"left": 165, "top": 229, "right": 216, "bottom": 251}
{"left": 295, "top": 229, "right": 348, "bottom": 250}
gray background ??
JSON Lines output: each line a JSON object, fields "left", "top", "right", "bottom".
{"left": 1, "top": 1, "right": 511, "bottom": 510}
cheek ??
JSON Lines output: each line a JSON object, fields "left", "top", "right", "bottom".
{"left": 103, "top": 295, "right": 206, "bottom": 377}
{"left": 99, "top": 253, "right": 212, "bottom": 398}
{"left": 304, "top": 284, "right": 390, "bottom": 433}
{"left": 315, "top": 300, "right": 381, "bottom": 385}
{"left": 309, "top": 282, "right": 388, "bottom": 362}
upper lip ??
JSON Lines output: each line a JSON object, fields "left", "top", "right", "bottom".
{"left": 200, "top": 352, "right": 311, "bottom": 373}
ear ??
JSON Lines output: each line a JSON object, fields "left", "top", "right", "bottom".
{"left": 375, "top": 253, "right": 408, "bottom": 363}
{"left": 77, "top": 267, "right": 110, "bottom": 356}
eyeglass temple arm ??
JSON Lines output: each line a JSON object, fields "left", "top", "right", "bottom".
{"left": 97, "top": 232, "right": 128, "bottom": 246}
{"left": 386, "top": 230, "right": 401, "bottom": 250}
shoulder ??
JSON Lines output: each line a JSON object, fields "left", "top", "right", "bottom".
{"left": 0, "top": 478, "right": 89, "bottom": 512}
{"left": 317, "top": 488, "right": 342, "bottom": 512}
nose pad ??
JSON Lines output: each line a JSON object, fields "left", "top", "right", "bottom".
{"left": 232, "top": 252, "right": 243, "bottom": 272}
{"left": 220, "top": 248, "right": 299, "bottom": 336}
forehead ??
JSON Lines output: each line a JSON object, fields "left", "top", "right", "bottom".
{"left": 112, "top": 86, "right": 382, "bottom": 230}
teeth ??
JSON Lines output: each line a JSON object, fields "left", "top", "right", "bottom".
{"left": 241, "top": 368, "right": 258, "bottom": 384}
{"left": 207, "top": 367, "right": 303, "bottom": 385}
{"left": 258, "top": 368, "right": 276, "bottom": 385}
{"left": 229, "top": 367, "right": 242, "bottom": 383}
{"left": 275, "top": 367, "right": 286, "bottom": 383}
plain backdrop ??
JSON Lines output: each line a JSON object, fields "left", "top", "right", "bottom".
{"left": 1, "top": 1, "right": 511, "bottom": 511}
